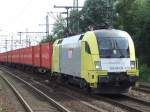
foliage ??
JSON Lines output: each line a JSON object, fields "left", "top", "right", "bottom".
{"left": 52, "top": 14, "right": 66, "bottom": 39}
{"left": 69, "top": 10, "right": 80, "bottom": 34}
{"left": 114, "top": 0, "right": 150, "bottom": 81}
{"left": 115, "top": 0, "right": 150, "bottom": 65}
{"left": 133, "top": 1, "right": 150, "bottom": 65}
{"left": 80, "top": 0, "right": 113, "bottom": 31}
{"left": 114, "top": 0, "right": 137, "bottom": 32}
{"left": 42, "top": 0, "right": 115, "bottom": 41}
{"left": 139, "top": 64, "right": 150, "bottom": 82}
{"left": 40, "top": 35, "right": 53, "bottom": 43}
{"left": 40, "top": 14, "right": 66, "bottom": 43}
{"left": 68, "top": 0, "right": 116, "bottom": 33}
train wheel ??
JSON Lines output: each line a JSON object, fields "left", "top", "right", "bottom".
{"left": 80, "top": 79, "right": 91, "bottom": 92}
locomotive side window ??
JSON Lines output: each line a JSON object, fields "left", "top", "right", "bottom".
{"left": 85, "top": 42, "right": 91, "bottom": 54}
{"left": 57, "top": 39, "right": 63, "bottom": 44}
{"left": 79, "top": 34, "right": 84, "bottom": 40}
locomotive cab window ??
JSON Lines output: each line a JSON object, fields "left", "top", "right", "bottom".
{"left": 94, "top": 31, "right": 129, "bottom": 58}
{"left": 98, "top": 37, "right": 129, "bottom": 58}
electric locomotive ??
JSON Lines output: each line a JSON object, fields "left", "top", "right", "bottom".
{"left": 52, "top": 29, "right": 139, "bottom": 94}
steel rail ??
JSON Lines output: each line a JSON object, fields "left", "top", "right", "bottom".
{"left": 92, "top": 93, "right": 150, "bottom": 112}
{"left": 92, "top": 95, "right": 143, "bottom": 112}
{"left": 0, "top": 68, "right": 71, "bottom": 112}
{"left": 139, "top": 82, "right": 150, "bottom": 89}
{"left": 2, "top": 67, "right": 106, "bottom": 112}
{"left": 132, "top": 87, "right": 150, "bottom": 93}
{"left": 121, "top": 94, "right": 150, "bottom": 106}
{"left": 0, "top": 74, "right": 33, "bottom": 112}
{"left": 132, "top": 81, "right": 150, "bottom": 93}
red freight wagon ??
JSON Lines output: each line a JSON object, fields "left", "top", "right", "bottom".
{"left": 20, "top": 48, "right": 24, "bottom": 64}
{"left": 0, "top": 53, "right": 3, "bottom": 62}
{"left": 23, "top": 47, "right": 33, "bottom": 65}
{"left": 11, "top": 50, "right": 15, "bottom": 63}
{"left": 11, "top": 50, "right": 20, "bottom": 64}
{"left": 33, "top": 45, "right": 41, "bottom": 67}
{"left": 0, "top": 53, "right": 4, "bottom": 62}
{"left": 40, "top": 43, "right": 53, "bottom": 69}
{"left": 4, "top": 52, "right": 8, "bottom": 62}
{"left": 7, "top": 51, "right": 12, "bottom": 63}
{"left": 2, "top": 52, "right": 7, "bottom": 62}
{"left": 16, "top": 49, "right": 20, "bottom": 63}
{"left": 0, "top": 53, "right": 2, "bottom": 62}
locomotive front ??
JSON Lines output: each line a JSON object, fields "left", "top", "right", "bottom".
{"left": 93, "top": 29, "right": 139, "bottom": 93}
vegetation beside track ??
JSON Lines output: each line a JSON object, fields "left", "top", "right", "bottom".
{"left": 139, "top": 64, "right": 150, "bottom": 82}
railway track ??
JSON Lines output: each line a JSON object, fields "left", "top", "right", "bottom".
{"left": 132, "top": 86, "right": 150, "bottom": 93}
{"left": 134, "top": 82, "right": 150, "bottom": 93}
{"left": 53, "top": 80, "right": 150, "bottom": 112}
{"left": 94, "top": 94, "right": 150, "bottom": 112}
{"left": 0, "top": 68, "right": 70, "bottom": 112}
{"left": 131, "top": 82, "right": 150, "bottom": 93}
{"left": 1, "top": 65, "right": 150, "bottom": 112}
{"left": 0, "top": 66, "right": 108, "bottom": 112}
{"left": 0, "top": 73, "right": 33, "bottom": 112}
{"left": 139, "top": 82, "right": 150, "bottom": 88}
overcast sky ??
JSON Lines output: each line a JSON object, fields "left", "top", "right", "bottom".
{"left": 0, "top": 0, "right": 85, "bottom": 33}
{"left": 0, "top": 0, "right": 85, "bottom": 52}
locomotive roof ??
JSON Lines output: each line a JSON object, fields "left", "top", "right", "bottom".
{"left": 94, "top": 29, "right": 130, "bottom": 38}
{"left": 61, "top": 34, "right": 82, "bottom": 45}
{"left": 57, "top": 29, "right": 131, "bottom": 45}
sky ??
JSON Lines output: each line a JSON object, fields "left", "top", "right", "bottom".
{"left": 0, "top": 0, "right": 85, "bottom": 52}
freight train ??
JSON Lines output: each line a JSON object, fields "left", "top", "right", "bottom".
{"left": 0, "top": 29, "right": 139, "bottom": 94}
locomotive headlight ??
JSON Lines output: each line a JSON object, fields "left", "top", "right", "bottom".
{"left": 130, "top": 61, "right": 136, "bottom": 69}
{"left": 95, "top": 61, "right": 101, "bottom": 69}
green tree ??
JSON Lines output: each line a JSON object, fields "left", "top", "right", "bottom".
{"left": 40, "top": 35, "right": 53, "bottom": 43}
{"left": 133, "top": 0, "right": 150, "bottom": 65}
{"left": 114, "top": 0, "right": 138, "bottom": 34}
{"left": 115, "top": 0, "right": 150, "bottom": 65}
{"left": 52, "top": 14, "right": 66, "bottom": 39}
{"left": 40, "top": 14, "right": 66, "bottom": 43}
{"left": 69, "top": 10, "right": 80, "bottom": 34}
{"left": 80, "top": 0, "right": 114, "bottom": 31}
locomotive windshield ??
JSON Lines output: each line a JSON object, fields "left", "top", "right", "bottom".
{"left": 99, "top": 37, "right": 128, "bottom": 49}
{"left": 97, "top": 37, "right": 129, "bottom": 58}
